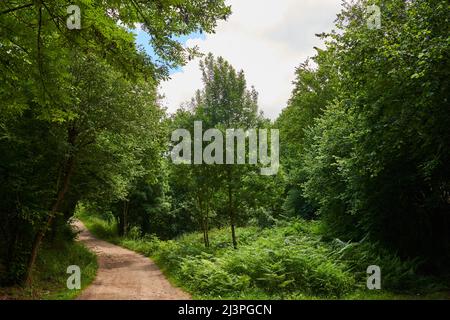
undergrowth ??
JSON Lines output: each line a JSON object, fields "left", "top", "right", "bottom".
{"left": 77, "top": 210, "right": 450, "bottom": 300}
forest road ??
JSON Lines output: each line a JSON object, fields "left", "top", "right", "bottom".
{"left": 73, "top": 219, "right": 191, "bottom": 300}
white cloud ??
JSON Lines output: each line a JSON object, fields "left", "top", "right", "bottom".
{"left": 159, "top": 0, "right": 342, "bottom": 120}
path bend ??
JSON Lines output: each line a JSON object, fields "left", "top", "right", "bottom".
{"left": 74, "top": 220, "right": 190, "bottom": 300}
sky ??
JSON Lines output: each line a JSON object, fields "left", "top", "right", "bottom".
{"left": 137, "top": 0, "right": 343, "bottom": 120}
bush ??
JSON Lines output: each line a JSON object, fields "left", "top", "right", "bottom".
{"left": 76, "top": 211, "right": 118, "bottom": 241}
{"left": 82, "top": 214, "right": 450, "bottom": 299}
{"left": 0, "top": 240, "right": 97, "bottom": 300}
{"left": 299, "top": 0, "right": 450, "bottom": 268}
{"left": 248, "top": 207, "right": 278, "bottom": 229}
{"left": 283, "top": 188, "right": 316, "bottom": 220}
{"left": 179, "top": 253, "right": 251, "bottom": 295}
{"left": 120, "top": 235, "right": 161, "bottom": 257}
{"left": 153, "top": 240, "right": 184, "bottom": 272}
{"left": 333, "top": 239, "right": 421, "bottom": 291}
{"left": 152, "top": 222, "right": 355, "bottom": 298}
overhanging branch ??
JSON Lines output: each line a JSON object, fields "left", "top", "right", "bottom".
{"left": 0, "top": 2, "right": 33, "bottom": 15}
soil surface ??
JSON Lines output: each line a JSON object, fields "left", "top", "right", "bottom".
{"left": 74, "top": 220, "right": 190, "bottom": 300}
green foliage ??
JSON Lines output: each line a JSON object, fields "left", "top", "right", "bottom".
{"left": 332, "top": 238, "right": 420, "bottom": 291}
{"left": 282, "top": 188, "right": 316, "bottom": 220}
{"left": 127, "top": 220, "right": 355, "bottom": 299}
{"left": 83, "top": 214, "right": 450, "bottom": 299}
{"left": 179, "top": 253, "right": 252, "bottom": 295}
{"left": 248, "top": 207, "right": 278, "bottom": 229}
{"left": 0, "top": 239, "right": 97, "bottom": 300}
{"left": 0, "top": 0, "right": 231, "bottom": 84}
{"left": 35, "top": 241, "right": 97, "bottom": 300}
{"left": 276, "top": 53, "right": 337, "bottom": 166}
{"left": 120, "top": 235, "right": 161, "bottom": 258}
{"left": 76, "top": 212, "right": 118, "bottom": 242}
{"left": 278, "top": 0, "right": 450, "bottom": 271}
{"left": 165, "top": 54, "right": 285, "bottom": 248}
{"left": 2, "top": 0, "right": 449, "bottom": 299}
{"left": 0, "top": 0, "right": 230, "bottom": 284}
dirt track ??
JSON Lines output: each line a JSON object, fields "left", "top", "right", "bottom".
{"left": 74, "top": 220, "right": 190, "bottom": 300}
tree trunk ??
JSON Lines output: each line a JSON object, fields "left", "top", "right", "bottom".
{"left": 122, "top": 200, "right": 129, "bottom": 237}
{"left": 118, "top": 211, "right": 124, "bottom": 237}
{"left": 230, "top": 217, "right": 237, "bottom": 249}
{"left": 49, "top": 216, "right": 59, "bottom": 243}
{"left": 24, "top": 156, "right": 75, "bottom": 285}
{"left": 227, "top": 168, "right": 237, "bottom": 249}
{"left": 202, "top": 217, "right": 210, "bottom": 248}
{"left": 203, "top": 227, "right": 207, "bottom": 248}
{"left": 198, "top": 195, "right": 210, "bottom": 248}
{"left": 205, "top": 205, "right": 210, "bottom": 248}
{"left": 24, "top": 127, "right": 77, "bottom": 286}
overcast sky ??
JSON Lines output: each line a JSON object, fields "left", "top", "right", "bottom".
{"left": 156, "top": 0, "right": 342, "bottom": 120}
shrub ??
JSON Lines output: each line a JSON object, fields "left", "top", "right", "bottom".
{"left": 333, "top": 239, "right": 421, "bottom": 291}
{"left": 164, "top": 223, "right": 355, "bottom": 298}
{"left": 179, "top": 253, "right": 251, "bottom": 295}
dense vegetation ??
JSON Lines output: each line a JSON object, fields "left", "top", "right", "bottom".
{"left": 1, "top": 0, "right": 449, "bottom": 299}
{"left": 78, "top": 210, "right": 449, "bottom": 299}
{"left": 0, "top": 0, "right": 230, "bottom": 287}
{"left": 278, "top": 0, "right": 450, "bottom": 272}
{"left": 0, "top": 225, "right": 97, "bottom": 299}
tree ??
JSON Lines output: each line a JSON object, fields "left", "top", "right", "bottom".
{"left": 275, "top": 48, "right": 338, "bottom": 219}
{"left": 299, "top": 0, "right": 450, "bottom": 268}
{"left": 194, "top": 54, "right": 261, "bottom": 248}
{"left": 0, "top": 0, "right": 231, "bottom": 285}
{"left": 24, "top": 53, "right": 165, "bottom": 284}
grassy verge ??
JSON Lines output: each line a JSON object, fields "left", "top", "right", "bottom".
{"left": 77, "top": 210, "right": 449, "bottom": 300}
{"left": 0, "top": 240, "right": 97, "bottom": 300}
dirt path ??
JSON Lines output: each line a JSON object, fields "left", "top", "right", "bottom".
{"left": 74, "top": 220, "right": 190, "bottom": 300}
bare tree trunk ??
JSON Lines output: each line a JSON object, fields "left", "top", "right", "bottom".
{"left": 122, "top": 200, "right": 129, "bottom": 237}
{"left": 203, "top": 227, "right": 208, "bottom": 248}
{"left": 205, "top": 205, "right": 210, "bottom": 248}
{"left": 24, "top": 156, "right": 75, "bottom": 285}
{"left": 227, "top": 168, "right": 237, "bottom": 249}
{"left": 24, "top": 127, "right": 77, "bottom": 286}
{"left": 198, "top": 195, "right": 210, "bottom": 248}
{"left": 202, "top": 217, "right": 210, "bottom": 248}
{"left": 230, "top": 214, "right": 237, "bottom": 249}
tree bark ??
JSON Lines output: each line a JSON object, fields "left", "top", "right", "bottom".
{"left": 205, "top": 204, "right": 210, "bottom": 248}
{"left": 123, "top": 200, "right": 129, "bottom": 236}
{"left": 198, "top": 195, "right": 210, "bottom": 248}
{"left": 24, "top": 156, "right": 75, "bottom": 285}
{"left": 227, "top": 167, "right": 237, "bottom": 249}
{"left": 24, "top": 127, "right": 77, "bottom": 286}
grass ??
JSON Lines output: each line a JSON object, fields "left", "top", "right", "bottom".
{"left": 0, "top": 237, "right": 97, "bottom": 300}
{"left": 77, "top": 210, "right": 450, "bottom": 300}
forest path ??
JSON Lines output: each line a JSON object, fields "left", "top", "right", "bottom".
{"left": 73, "top": 220, "right": 190, "bottom": 300}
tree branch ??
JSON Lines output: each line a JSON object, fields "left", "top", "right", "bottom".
{"left": 0, "top": 2, "right": 33, "bottom": 15}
